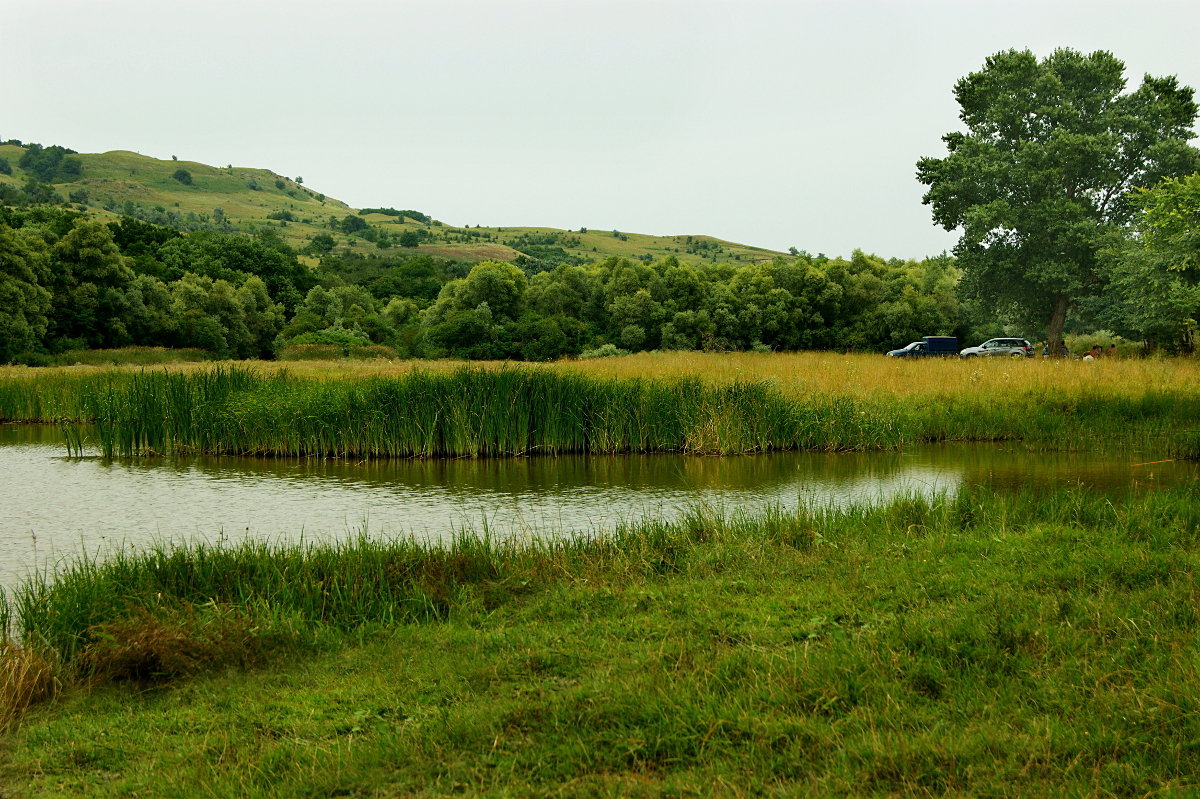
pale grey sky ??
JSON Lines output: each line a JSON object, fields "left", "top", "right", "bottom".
{"left": 6, "top": 0, "right": 1199, "bottom": 259}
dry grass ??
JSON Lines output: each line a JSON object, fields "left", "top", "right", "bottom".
{"left": 0, "top": 643, "right": 59, "bottom": 730}
{"left": 6, "top": 352, "right": 1195, "bottom": 402}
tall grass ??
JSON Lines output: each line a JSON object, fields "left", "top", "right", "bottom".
{"left": 0, "top": 367, "right": 907, "bottom": 458}
{"left": 2, "top": 361, "right": 1198, "bottom": 458}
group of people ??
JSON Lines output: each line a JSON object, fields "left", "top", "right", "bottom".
{"left": 1082, "top": 344, "right": 1118, "bottom": 361}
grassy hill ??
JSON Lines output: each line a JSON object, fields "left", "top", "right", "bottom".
{"left": 0, "top": 142, "right": 786, "bottom": 266}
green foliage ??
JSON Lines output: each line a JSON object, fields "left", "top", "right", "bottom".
{"left": 0, "top": 224, "right": 52, "bottom": 362}
{"left": 17, "top": 143, "right": 82, "bottom": 182}
{"left": 170, "top": 168, "right": 193, "bottom": 185}
{"left": 338, "top": 215, "right": 368, "bottom": 234}
{"left": 0, "top": 156, "right": 10, "bottom": 175}
{"left": 358, "top": 207, "right": 431, "bottom": 223}
{"left": 0, "top": 179, "right": 63, "bottom": 206}
{"left": 306, "top": 232, "right": 335, "bottom": 253}
{"left": 283, "top": 326, "right": 371, "bottom": 350}
{"left": 157, "top": 230, "right": 314, "bottom": 310}
{"left": 1098, "top": 174, "right": 1200, "bottom": 349}
{"left": 918, "top": 48, "right": 1200, "bottom": 348}
{"left": 579, "top": 343, "right": 629, "bottom": 359}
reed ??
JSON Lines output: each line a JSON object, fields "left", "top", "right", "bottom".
{"left": 3, "top": 359, "right": 1199, "bottom": 459}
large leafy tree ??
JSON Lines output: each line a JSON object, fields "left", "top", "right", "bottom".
{"left": 0, "top": 223, "right": 52, "bottom": 362}
{"left": 917, "top": 48, "right": 1200, "bottom": 351}
{"left": 1100, "top": 174, "right": 1200, "bottom": 349}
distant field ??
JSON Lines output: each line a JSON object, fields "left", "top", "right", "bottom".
{"left": 6, "top": 350, "right": 1188, "bottom": 401}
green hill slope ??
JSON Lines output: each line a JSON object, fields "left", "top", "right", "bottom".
{"left": 0, "top": 142, "right": 785, "bottom": 265}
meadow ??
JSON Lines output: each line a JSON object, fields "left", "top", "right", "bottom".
{"left": 3, "top": 352, "right": 1200, "bottom": 796}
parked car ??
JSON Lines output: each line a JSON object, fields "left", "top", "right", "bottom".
{"left": 886, "top": 336, "right": 959, "bottom": 357}
{"left": 959, "top": 338, "right": 1034, "bottom": 358}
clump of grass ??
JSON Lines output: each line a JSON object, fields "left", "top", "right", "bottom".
{"left": 0, "top": 643, "right": 60, "bottom": 730}
{"left": 78, "top": 603, "right": 294, "bottom": 683}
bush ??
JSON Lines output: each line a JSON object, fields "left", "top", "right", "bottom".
{"left": 171, "top": 169, "right": 193, "bottom": 185}
{"left": 578, "top": 343, "right": 629, "bottom": 359}
{"left": 284, "top": 327, "right": 372, "bottom": 349}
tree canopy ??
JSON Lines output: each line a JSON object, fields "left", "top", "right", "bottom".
{"left": 917, "top": 48, "right": 1200, "bottom": 351}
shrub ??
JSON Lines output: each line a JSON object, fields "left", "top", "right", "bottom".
{"left": 284, "top": 327, "right": 372, "bottom": 349}
{"left": 578, "top": 343, "right": 629, "bottom": 359}
{"left": 171, "top": 169, "right": 193, "bottom": 185}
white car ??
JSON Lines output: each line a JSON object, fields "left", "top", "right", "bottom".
{"left": 959, "top": 338, "right": 1034, "bottom": 358}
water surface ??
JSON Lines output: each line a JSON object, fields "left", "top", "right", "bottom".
{"left": 1, "top": 424, "right": 1194, "bottom": 589}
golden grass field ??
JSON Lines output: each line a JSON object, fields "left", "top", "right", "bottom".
{"left": 4, "top": 351, "right": 1197, "bottom": 402}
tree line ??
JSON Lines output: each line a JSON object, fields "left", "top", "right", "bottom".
{"left": 6, "top": 44, "right": 1200, "bottom": 366}
{"left": 0, "top": 203, "right": 973, "bottom": 363}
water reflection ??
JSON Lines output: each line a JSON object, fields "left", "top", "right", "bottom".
{"left": 1, "top": 424, "right": 1195, "bottom": 589}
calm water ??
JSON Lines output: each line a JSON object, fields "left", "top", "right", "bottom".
{"left": 1, "top": 424, "right": 1196, "bottom": 588}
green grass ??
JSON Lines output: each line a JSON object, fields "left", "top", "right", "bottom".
{"left": 4, "top": 486, "right": 1200, "bottom": 796}
{"left": 1, "top": 143, "right": 786, "bottom": 261}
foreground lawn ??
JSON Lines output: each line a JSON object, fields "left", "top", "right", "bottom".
{"left": 4, "top": 488, "right": 1199, "bottom": 796}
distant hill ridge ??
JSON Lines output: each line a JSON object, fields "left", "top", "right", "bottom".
{"left": 0, "top": 140, "right": 787, "bottom": 266}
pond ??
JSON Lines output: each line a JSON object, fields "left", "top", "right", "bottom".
{"left": 1, "top": 424, "right": 1196, "bottom": 589}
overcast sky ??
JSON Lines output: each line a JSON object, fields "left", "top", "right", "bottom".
{"left": 6, "top": 0, "right": 1199, "bottom": 259}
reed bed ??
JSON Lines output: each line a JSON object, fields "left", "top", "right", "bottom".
{"left": 4, "top": 355, "right": 1200, "bottom": 459}
{"left": 0, "top": 366, "right": 918, "bottom": 458}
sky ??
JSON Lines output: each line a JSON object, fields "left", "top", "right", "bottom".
{"left": 6, "top": 0, "right": 1200, "bottom": 260}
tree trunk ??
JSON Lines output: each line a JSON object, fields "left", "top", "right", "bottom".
{"left": 1046, "top": 294, "right": 1071, "bottom": 357}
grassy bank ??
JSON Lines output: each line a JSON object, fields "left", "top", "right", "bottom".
{"left": 3, "top": 357, "right": 1200, "bottom": 458}
{"left": 3, "top": 486, "right": 1200, "bottom": 795}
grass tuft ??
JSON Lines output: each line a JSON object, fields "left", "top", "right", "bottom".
{"left": 0, "top": 643, "right": 59, "bottom": 730}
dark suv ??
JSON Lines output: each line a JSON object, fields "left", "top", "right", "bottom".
{"left": 959, "top": 338, "right": 1034, "bottom": 358}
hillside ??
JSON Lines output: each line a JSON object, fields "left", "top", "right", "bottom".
{"left": 0, "top": 142, "right": 786, "bottom": 266}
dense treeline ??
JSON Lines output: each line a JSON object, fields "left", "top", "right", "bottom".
{"left": 5, "top": 188, "right": 1200, "bottom": 364}
{"left": 0, "top": 200, "right": 972, "bottom": 363}
{"left": 0, "top": 207, "right": 313, "bottom": 363}
{"left": 4, "top": 125, "right": 1200, "bottom": 362}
